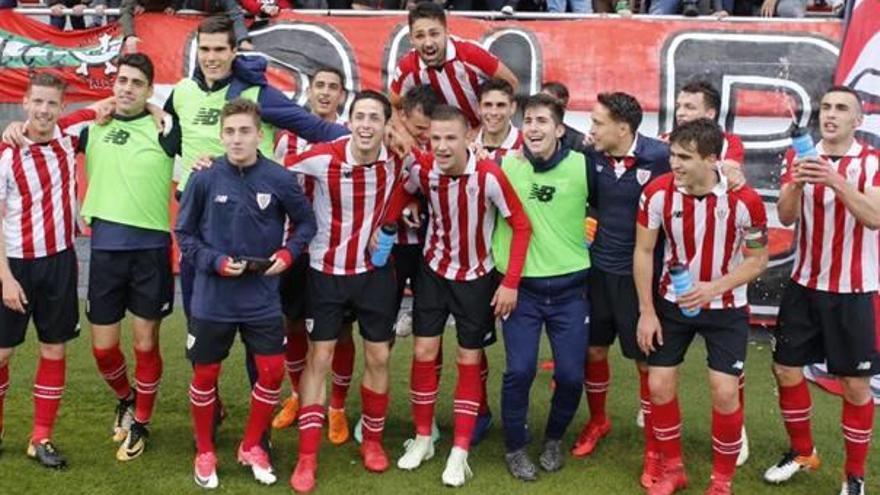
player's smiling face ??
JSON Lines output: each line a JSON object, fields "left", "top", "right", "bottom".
{"left": 308, "top": 71, "right": 345, "bottom": 120}
{"left": 113, "top": 65, "right": 152, "bottom": 116}
{"left": 410, "top": 18, "right": 447, "bottom": 67}
{"left": 197, "top": 32, "right": 235, "bottom": 86}
{"left": 23, "top": 85, "right": 64, "bottom": 138}
{"left": 522, "top": 105, "right": 563, "bottom": 160}
{"left": 221, "top": 113, "right": 262, "bottom": 166}
{"left": 589, "top": 103, "right": 627, "bottom": 153}
{"left": 669, "top": 139, "right": 714, "bottom": 190}
{"left": 819, "top": 91, "right": 862, "bottom": 144}
{"left": 479, "top": 90, "right": 515, "bottom": 135}
{"left": 675, "top": 91, "right": 715, "bottom": 127}
{"left": 349, "top": 98, "right": 387, "bottom": 158}
{"left": 431, "top": 118, "right": 469, "bottom": 174}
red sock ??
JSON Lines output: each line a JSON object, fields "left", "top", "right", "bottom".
{"left": 285, "top": 320, "right": 308, "bottom": 391}
{"left": 360, "top": 385, "right": 389, "bottom": 443}
{"left": 585, "top": 359, "right": 610, "bottom": 425}
{"left": 651, "top": 397, "right": 682, "bottom": 463}
{"left": 32, "top": 357, "right": 65, "bottom": 443}
{"left": 189, "top": 362, "right": 221, "bottom": 454}
{"left": 242, "top": 355, "right": 284, "bottom": 450}
{"left": 298, "top": 404, "right": 326, "bottom": 456}
{"left": 453, "top": 362, "right": 482, "bottom": 450}
{"left": 478, "top": 353, "right": 490, "bottom": 415}
{"left": 134, "top": 347, "right": 162, "bottom": 424}
{"left": 330, "top": 339, "right": 355, "bottom": 410}
{"left": 93, "top": 346, "right": 132, "bottom": 400}
{"left": 435, "top": 344, "right": 444, "bottom": 382}
{"left": 842, "top": 398, "right": 874, "bottom": 478}
{"left": 0, "top": 364, "right": 8, "bottom": 433}
{"left": 779, "top": 380, "right": 814, "bottom": 456}
{"left": 639, "top": 369, "right": 658, "bottom": 454}
{"left": 712, "top": 407, "right": 744, "bottom": 479}
{"left": 410, "top": 359, "right": 438, "bottom": 436}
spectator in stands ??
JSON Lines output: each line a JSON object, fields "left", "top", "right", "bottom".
{"left": 120, "top": 0, "right": 253, "bottom": 53}
{"left": 540, "top": 81, "right": 588, "bottom": 154}
{"left": 734, "top": 0, "right": 805, "bottom": 16}
{"left": 0, "top": 0, "right": 16, "bottom": 9}
{"left": 91, "top": 0, "right": 121, "bottom": 28}
{"left": 48, "top": 0, "right": 89, "bottom": 30}
{"left": 647, "top": 0, "right": 729, "bottom": 16}
{"left": 238, "top": 0, "right": 290, "bottom": 17}
{"left": 545, "top": 0, "right": 591, "bottom": 12}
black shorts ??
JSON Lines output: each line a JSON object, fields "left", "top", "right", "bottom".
{"left": 393, "top": 243, "right": 422, "bottom": 311}
{"left": 280, "top": 255, "right": 357, "bottom": 325}
{"left": 87, "top": 247, "right": 174, "bottom": 325}
{"left": 589, "top": 268, "right": 644, "bottom": 360}
{"left": 648, "top": 299, "right": 749, "bottom": 376}
{"left": 307, "top": 265, "right": 397, "bottom": 343}
{"left": 773, "top": 282, "right": 879, "bottom": 377}
{"left": 413, "top": 261, "right": 499, "bottom": 350}
{"left": 187, "top": 317, "right": 285, "bottom": 363}
{"left": 0, "top": 249, "right": 80, "bottom": 348}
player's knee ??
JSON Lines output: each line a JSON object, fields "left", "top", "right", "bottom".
{"left": 413, "top": 339, "right": 440, "bottom": 362}
{"left": 587, "top": 346, "right": 609, "bottom": 362}
{"left": 648, "top": 374, "right": 676, "bottom": 404}
{"left": 839, "top": 376, "right": 872, "bottom": 405}
{"left": 363, "top": 343, "right": 391, "bottom": 370}
{"left": 771, "top": 363, "right": 803, "bottom": 387}
{"left": 709, "top": 380, "right": 739, "bottom": 413}
{"left": 39, "top": 343, "right": 65, "bottom": 360}
{"left": 308, "top": 343, "right": 335, "bottom": 369}
{"left": 0, "top": 348, "right": 12, "bottom": 368}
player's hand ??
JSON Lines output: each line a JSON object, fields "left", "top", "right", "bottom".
{"left": 797, "top": 159, "right": 843, "bottom": 188}
{"left": 713, "top": 9, "right": 729, "bottom": 18}
{"left": 51, "top": 4, "right": 64, "bottom": 16}
{"left": 192, "top": 155, "right": 214, "bottom": 172}
{"left": 124, "top": 36, "right": 141, "bottom": 53}
{"left": 387, "top": 123, "right": 415, "bottom": 158}
{"left": 91, "top": 96, "right": 117, "bottom": 125}
{"left": 491, "top": 285, "right": 518, "bottom": 319}
{"left": 135, "top": 4, "right": 146, "bottom": 14}
{"left": 94, "top": 4, "right": 105, "bottom": 15}
{"left": 469, "top": 142, "right": 490, "bottom": 161}
{"left": 402, "top": 201, "right": 421, "bottom": 229}
{"left": 760, "top": 0, "right": 778, "bottom": 16}
{"left": 582, "top": 133, "right": 595, "bottom": 148}
{"left": 162, "top": 6, "right": 174, "bottom": 14}
{"left": 220, "top": 258, "right": 246, "bottom": 277}
{"left": 145, "top": 102, "right": 171, "bottom": 135}
{"left": 1, "top": 275, "right": 28, "bottom": 314}
{"left": 261, "top": 4, "right": 280, "bottom": 16}
{"left": 677, "top": 281, "right": 717, "bottom": 313}
{"left": 264, "top": 251, "right": 290, "bottom": 276}
{"left": 238, "top": 40, "right": 255, "bottom": 51}
{"left": 2, "top": 121, "right": 28, "bottom": 147}
{"left": 72, "top": 4, "right": 85, "bottom": 15}
{"left": 637, "top": 311, "right": 662, "bottom": 354}
{"left": 721, "top": 161, "right": 746, "bottom": 191}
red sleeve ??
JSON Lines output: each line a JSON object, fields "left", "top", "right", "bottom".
{"left": 382, "top": 180, "right": 416, "bottom": 226}
{"left": 779, "top": 148, "right": 796, "bottom": 186}
{"left": 725, "top": 134, "right": 745, "bottom": 167}
{"left": 489, "top": 166, "right": 531, "bottom": 289}
{"left": 456, "top": 40, "right": 500, "bottom": 78}
{"left": 739, "top": 186, "right": 768, "bottom": 228}
{"left": 390, "top": 53, "right": 417, "bottom": 97}
{"left": 873, "top": 150, "right": 880, "bottom": 187}
{"left": 636, "top": 175, "right": 666, "bottom": 228}
{"left": 239, "top": 0, "right": 262, "bottom": 15}
{"left": 57, "top": 108, "right": 97, "bottom": 136}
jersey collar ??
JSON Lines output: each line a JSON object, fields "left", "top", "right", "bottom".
{"left": 816, "top": 139, "right": 863, "bottom": 158}
{"left": 475, "top": 123, "right": 518, "bottom": 150}
{"left": 345, "top": 137, "right": 388, "bottom": 165}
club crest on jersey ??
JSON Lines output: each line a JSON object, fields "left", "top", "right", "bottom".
{"left": 596, "top": 165, "right": 604, "bottom": 173}
{"left": 636, "top": 169, "right": 651, "bottom": 185}
{"left": 846, "top": 164, "right": 860, "bottom": 181}
{"left": 715, "top": 207, "right": 729, "bottom": 221}
{"left": 256, "top": 193, "right": 271, "bottom": 210}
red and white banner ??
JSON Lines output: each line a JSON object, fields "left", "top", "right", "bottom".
{"left": 0, "top": 11, "right": 861, "bottom": 322}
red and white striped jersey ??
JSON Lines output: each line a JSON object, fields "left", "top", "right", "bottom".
{"left": 659, "top": 131, "right": 745, "bottom": 167}
{"left": 285, "top": 137, "right": 404, "bottom": 275}
{"left": 391, "top": 37, "right": 500, "bottom": 129}
{"left": 274, "top": 116, "right": 347, "bottom": 164}
{"left": 638, "top": 172, "right": 768, "bottom": 309}
{"left": 0, "top": 109, "right": 95, "bottom": 259}
{"left": 403, "top": 152, "right": 526, "bottom": 283}
{"left": 781, "top": 141, "right": 880, "bottom": 293}
{"left": 475, "top": 124, "right": 523, "bottom": 162}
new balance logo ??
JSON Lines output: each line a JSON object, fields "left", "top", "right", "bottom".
{"left": 192, "top": 108, "right": 222, "bottom": 126}
{"left": 732, "top": 360, "right": 744, "bottom": 371}
{"left": 858, "top": 361, "right": 872, "bottom": 371}
{"left": 672, "top": 209, "right": 683, "bottom": 218}
{"left": 529, "top": 184, "right": 556, "bottom": 202}
{"left": 103, "top": 129, "right": 131, "bottom": 145}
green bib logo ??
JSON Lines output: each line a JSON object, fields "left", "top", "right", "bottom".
{"left": 103, "top": 129, "right": 130, "bottom": 145}
{"left": 529, "top": 184, "right": 556, "bottom": 203}
{"left": 192, "top": 108, "right": 222, "bottom": 126}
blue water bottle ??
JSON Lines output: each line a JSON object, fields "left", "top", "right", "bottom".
{"left": 790, "top": 127, "right": 818, "bottom": 160}
{"left": 668, "top": 263, "right": 700, "bottom": 317}
{"left": 371, "top": 223, "right": 397, "bottom": 267}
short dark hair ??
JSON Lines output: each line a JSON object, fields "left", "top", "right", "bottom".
{"left": 523, "top": 93, "right": 565, "bottom": 125}
{"left": 197, "top": 15, "right": 236, "bottom": 49}
{"left": 431, "top": 104, "right": 468, "bottom": 130}
{"left": 349, "top": 90, "right": 392, "bottom": 122}
{"left": 310, "top": 66, "right": 346, "bottom": 87}
{"left": 408, "top": 1, "right": 446, "bottom": 27}
{"left": 680, "top": 80, "right": 721, "bottom": 117}
{"left": 541, "top": 81, "right": 570, "bottom": 108}
{"left": 221, "top": 98, "right": 261, "bottom": 127}
{"left": 669, "top": 118, "right": 723, "bottom": 159}
{"left": 596, "top": 92, "right": 642, "bottom": 134}
{"left": 117, "top": 53, "right": 155, "bottom": 85}
{"left": 402, "top": 84, "right": 439, "bottom": 117}
{"left": 824, "top": 85, "right": 863, "bottom": 113}
{"left": 27, "top": 72, "right": 66, "bottom": 95}
{"left": 478, "top": 78, "right": 515, "bottom": 103}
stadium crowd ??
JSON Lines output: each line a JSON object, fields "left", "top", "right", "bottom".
{"left": 0, "top": 2, "right": 877, "bottom": 495}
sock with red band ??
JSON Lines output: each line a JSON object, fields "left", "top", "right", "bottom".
{"left": 778, "top": 380, "right": 814, "bottom": 456}
{"left": 410, "top": 359, "right": 438, "bottom": 436}
{"left": 93, "top": 345, "right": 132, "bottom": 400}
{"left": 453, "top": 362, "right": 482, "bottom": 450}
{"left": 585, "top": 359, "right": 610, "bottom": 425}
{"left": 712, "top": 407, "right": 744, "bottom": 479}
{"left": 190, "top": 362, "right": 221, "bottom": 454}
{"left": 134, "top": 347, "right": 162, "bottom": 424}
{"left": 32, "top": 357, "right": 66, "bottom": 443}
{"left": 651, "top": 397, "right": 683, "bottom": 463}
{"left": 242, "top": 355, "right": 284, "bottom": 450}
{"left": 330, "top": 339, "right": 355, "bottom": 410}
{"left": 842, "top": 398, "right": 874, "bottom": 478}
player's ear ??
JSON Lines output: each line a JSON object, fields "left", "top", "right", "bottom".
{"left": 554, "top": 122, "right": 565, "bottom": 140}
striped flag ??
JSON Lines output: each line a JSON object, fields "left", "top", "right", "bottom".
{"left": 834, "top": 0, "right": 880, "bottom": 148}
